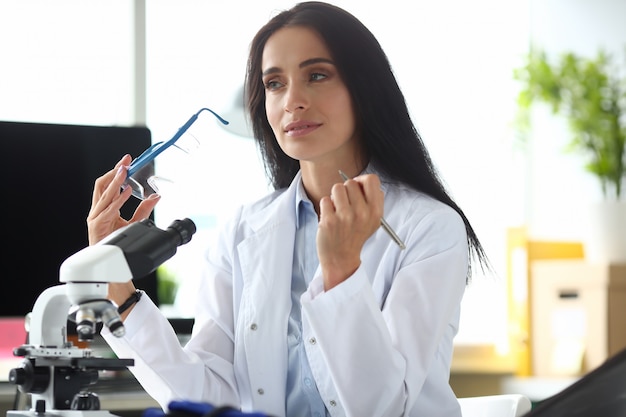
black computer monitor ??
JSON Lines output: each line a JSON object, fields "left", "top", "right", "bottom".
{"left": 0, "top": 120, "right": 159, "bottom": 319}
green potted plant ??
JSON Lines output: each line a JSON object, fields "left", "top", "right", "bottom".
{"left": 513, "top": 47, "right": 626, "bottom": 262}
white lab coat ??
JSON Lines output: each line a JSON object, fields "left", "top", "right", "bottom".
{"left": 102, "top": 170, "right": 467, "bottom": 417}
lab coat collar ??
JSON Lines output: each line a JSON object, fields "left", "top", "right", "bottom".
{"left": 243, "top": 171, "right": 301, "bottom": 232}
{"left": 233, "top": 172, "right": 304, "bottom": 415}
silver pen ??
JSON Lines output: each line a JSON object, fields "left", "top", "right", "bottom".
{"left": 339, "top": 170, "right": 406, "bottom": 250}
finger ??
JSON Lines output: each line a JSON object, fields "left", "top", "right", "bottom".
{"left": 352, "top": 174, "right": 382, "bottom": 203}
{"left": 352, "top": 174, "right": 384, "bottom": 218}
{"left": 341, "top": 178, "right": 367, "bottom": 206}
{"left": 91, "top": 155, "right": 132, "bottom": 206}
{"left": 338, "top": 179, "right": 371, "bottom": 225}
{"left": 88, "top": 181, "right": 132, "bottom": 226}
{"left": 89, "top": 164, "right": 129, "bottom": 220}
{"left": 318, "top": 195, "right": 335, "bottom": 220}
{"left": 130, "top": 193, "right": 161, "bottom": 222}
{"left": 115, "top": 154, "right": 133, "bottom": 168}
{"left": 329, "top": 182, "right": 350, "bottom": 212}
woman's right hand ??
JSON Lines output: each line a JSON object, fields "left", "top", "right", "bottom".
{"left": 87, "top": 154, "right": 161, "bottom": 245}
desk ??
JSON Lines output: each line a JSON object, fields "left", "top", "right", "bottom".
{"left": 449, "top": 344, "right": 580, "bottom": 401}
{"left": 449, "top": 343, "right": 517, "bottom": 398}
{"left": 500, "top": 376, "right": 578, "bottom": 403}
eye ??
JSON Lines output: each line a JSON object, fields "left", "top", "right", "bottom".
{"left": 264, "top": 78, "right": 283, "bottom": 91}
{"left": 310, "top": 72, "right": 327, "bottom": 82}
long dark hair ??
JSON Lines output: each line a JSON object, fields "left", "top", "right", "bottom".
{"left": 245, "top": 1, "right": 490, "bottom": 277}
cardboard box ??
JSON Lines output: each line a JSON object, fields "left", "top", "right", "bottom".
{"left": 530, "top": 261, "right": 626, "bottom": 376}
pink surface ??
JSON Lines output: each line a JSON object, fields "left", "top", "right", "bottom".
{"left": 0, "top": 318, "right": 26, "bottom": 358}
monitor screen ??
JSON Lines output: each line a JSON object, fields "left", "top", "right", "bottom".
{"left": 0, "top": 120, "right": 159, "bottom": 318}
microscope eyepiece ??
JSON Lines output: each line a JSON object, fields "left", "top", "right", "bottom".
{"left": 101, "top": 218, "right": 197, "bottom": 279}
{"left": 166, "top": 218, "right": 197, "bottom": 246}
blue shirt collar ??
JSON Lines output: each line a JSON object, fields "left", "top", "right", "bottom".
{"left": 294, "top": 177, "right": 310, "bottom": 230}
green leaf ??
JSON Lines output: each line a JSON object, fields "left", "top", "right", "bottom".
{"left": 513, "top": 46, "right": 626, "bottom": 199}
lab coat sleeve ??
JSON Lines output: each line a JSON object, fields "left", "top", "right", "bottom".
{"left": 301, "top": 204, "right": 468, "bottom": 417}
{"left": 101, "top": 211, "right": 242, "bottom": 411}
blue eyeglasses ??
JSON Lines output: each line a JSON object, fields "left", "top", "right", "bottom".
{"left": 125, "top": 108, "right": 229, "bottom": 200}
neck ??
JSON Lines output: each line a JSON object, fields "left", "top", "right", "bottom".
{"left": 299, "top": 159, "right": 366, "bottom": 215}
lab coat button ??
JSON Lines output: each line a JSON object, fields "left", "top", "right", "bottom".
{"left": 250, "top": 323, "right": 257, "bottom": 331}
{"left": 329, "top": 400, "right": 337, "bottom": 407}
{"left": 257, "top": 388, "right": 264, "bottom": 395}
{"left": 309, "top": 337, "right": 316, "bottom": 345}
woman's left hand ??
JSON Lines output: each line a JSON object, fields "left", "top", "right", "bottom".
{"left": 317, "top": 173, "right": 384, "bottom": 290}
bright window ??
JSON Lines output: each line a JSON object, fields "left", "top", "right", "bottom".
{"left": 0, "top": 0, "right": 530, "bottom": 347}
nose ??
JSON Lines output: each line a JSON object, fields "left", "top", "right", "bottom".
{"left": 283, "top": 83, "right": 308, "bottom": 113}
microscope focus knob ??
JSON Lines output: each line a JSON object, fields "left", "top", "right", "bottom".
{"left": 8, "top": 367, "right": 26, "bottom": 385}
{"left": 35, "top": 400, "right": 46, "bottom": 414}
{"left": 8, "top": 359, "right": 50, "bottom": 393}
{"left": 71, "top": 391, "right": 100, "bottom": 410}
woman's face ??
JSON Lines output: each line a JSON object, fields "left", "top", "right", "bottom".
{"left": 261, "top": 26, "right": 360, "bottom": 167}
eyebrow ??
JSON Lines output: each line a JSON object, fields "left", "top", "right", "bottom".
{"left": 262, "top": 57, "right": 334, "bottom": 77}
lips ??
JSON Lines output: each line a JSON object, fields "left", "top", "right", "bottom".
{"left": 288, "top": 124, "right": 312, "bottom": 131}
{"left": 284, "top": 121, "right": 321, "bottom": 136}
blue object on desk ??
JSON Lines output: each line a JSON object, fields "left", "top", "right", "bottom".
{"left": 143, "top": 400, "right": 271, "bottom": 417}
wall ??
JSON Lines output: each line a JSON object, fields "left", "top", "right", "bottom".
{"left": 1, "top": 0, "right": 623, "bottom": 349}
{"left": 525, "top": 0, "right": 626, "bottom": 242}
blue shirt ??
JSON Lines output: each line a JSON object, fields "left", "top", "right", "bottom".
{"left": 285, "top": 181, "right": 327, "bottom": 417}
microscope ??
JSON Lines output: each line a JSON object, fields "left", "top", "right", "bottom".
{"left": 7, "top": 218, "right": 196, "bottom": 417}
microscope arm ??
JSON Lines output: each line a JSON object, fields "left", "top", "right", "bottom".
{"left": 26, "top": 245, "right": 132, "bottom": 347}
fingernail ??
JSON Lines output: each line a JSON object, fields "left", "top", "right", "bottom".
{"left": 148, "top": 193, "right": 161, "bottom": 200}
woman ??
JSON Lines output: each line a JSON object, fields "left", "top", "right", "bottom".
{"left": 89, "top": 2, "right": 489, "bottom": 416}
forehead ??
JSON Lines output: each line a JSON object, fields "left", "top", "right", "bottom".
{"left": 262, "top": 26, "right": 331, "bottom": 70}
